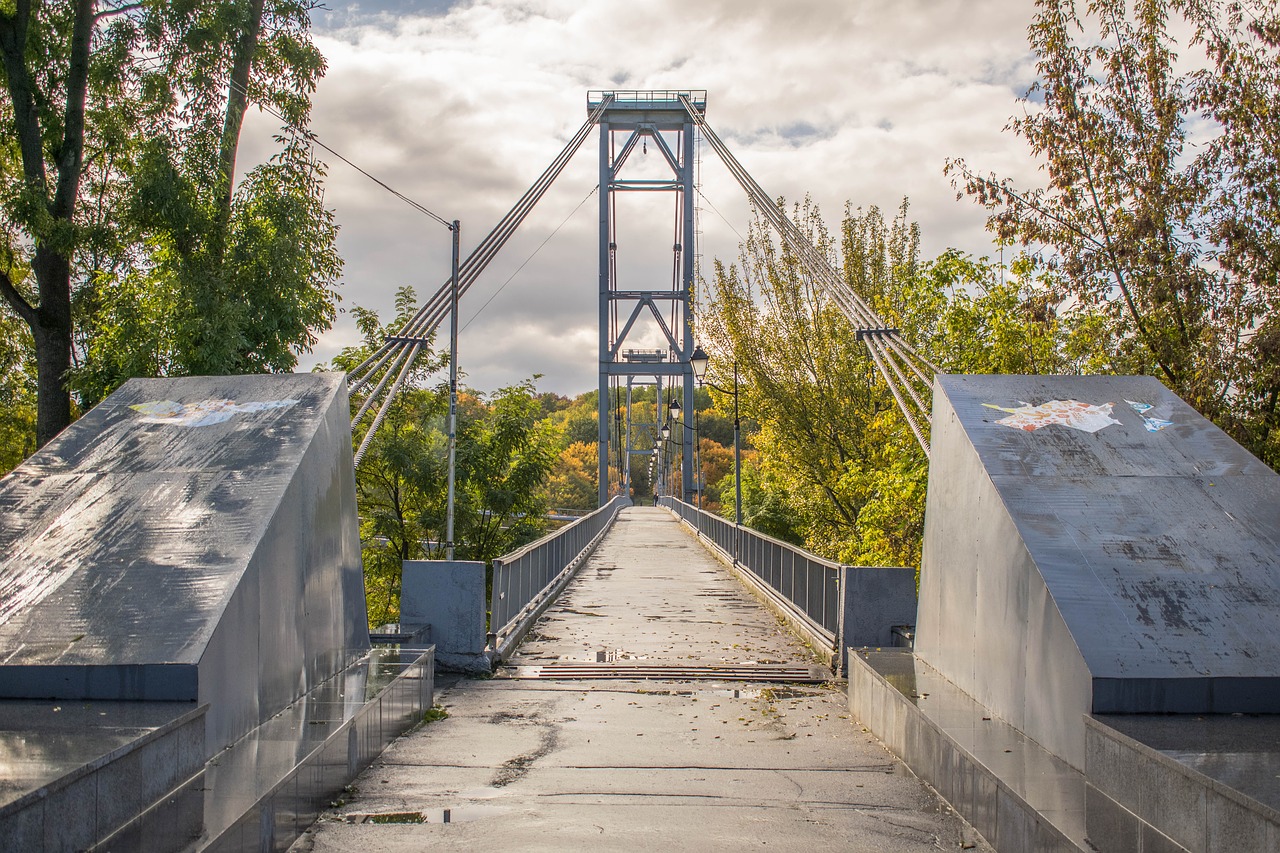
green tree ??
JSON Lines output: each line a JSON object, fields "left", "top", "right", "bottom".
{"left": 701, "top": 200, "right": 920, "bottom": 564}
{"left": 0, "top": 305, "right": 37, "bottom": 473}
{"left": 0, "top": 0, "right": 338, "bottom": 455}
{"left": 701, "top": 200, "right": 1090, "bottom": 571}
{"left": 1180, "top": 0, "right": 1280, "bottom": 462}
{"left": 947, "top": 0, "right": 1280, "bottom": 462}
{"left": 334, "top": 292, "right": 559, "bottom": 626}
{"left": 73, "top": 0, "right": 338, "bottom": 405}
{"left": 1, "top": 0, "right": 101, "bottom": 446}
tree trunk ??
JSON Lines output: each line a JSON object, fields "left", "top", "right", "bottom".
{"left": 214, "top": 0, "right": 266, "bottom": 255}
{"left": 31, "top": 252, "right": 73, "bottom": 447}
{"left": 0, "top": 0, "right": 94, "bottom": 448}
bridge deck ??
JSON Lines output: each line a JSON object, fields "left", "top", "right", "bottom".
{"left": 293, "top": 508, "right": 989, "bottom": 852}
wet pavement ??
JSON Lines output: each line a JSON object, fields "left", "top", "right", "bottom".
{"left": 290, "top": 508, "right": 990, "bottom": 852}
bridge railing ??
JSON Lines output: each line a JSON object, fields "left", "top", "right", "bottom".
{"left": 488, "top": 495, "right": 630, "bottom": 660}
{"left": 661, "top": 496, "right": 839, "bottom": 647}
{"left": 659, "top": 496, "right": 916, "bottom": 673}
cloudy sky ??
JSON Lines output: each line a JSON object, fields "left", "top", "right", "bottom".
{"left": 252, "top": 0, "right": 1043, "bottom": 395}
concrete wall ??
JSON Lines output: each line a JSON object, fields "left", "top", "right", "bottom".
{"left": 848, "top": 651, "right": 1085, "bottom": 853}
{"left": 916, "top": 374, "right": 1280, "bottom": 768}
{"left": 197, "top": 648, "right": 435, "bottom": 853}
{"left": 0, "top": 705, "right": 206, "bottom": 852}
{"left": 1085, "top": 717, "right": 1280, "bottom": 852}
{"left": 840, "top": 566, "right": 917, "bottom": 648}
{"left": 401, "top": 560, "right": 489, "bottom": 672}
{"left": 199, "top": 378, "right": 369, "bottom": 750}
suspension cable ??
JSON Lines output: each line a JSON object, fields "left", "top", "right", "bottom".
{"left": 679, "top": 94, "right": 939, "bottom": 457}
{"left": 348, "top": 96, "right": 616, "bottom": 462}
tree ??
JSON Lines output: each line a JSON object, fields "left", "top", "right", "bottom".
{"left": 1180, "top": 0, "right": 1280, "bottom": 462}
{"left": 0, "top": 0, "right": 98, "bottom": 446}
{"left": 0, "top": 0, "right": 338, "bottom": 452}
{"left": 0, "top": 306, "right": 37, "bottom": 473}
{"left": 947, "top": 0, "right": 1280, "bottom": 462}
{"left": 332, "top": 292, "right": 559, "bottom": 626}
{"left": 547, "top": 441, "right": 597, "bottom": 511}
{"left": 701, "top": 200, "right": 922, "bottom": 564}
{"left": 73, "top": 0, "right": 338, "bottom": 405}
{"left": 700, "top": 199, "right": 1090, "bottom": 571}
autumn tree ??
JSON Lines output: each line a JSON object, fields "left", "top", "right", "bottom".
{"left": 547, "top": 441, "right": 598, "bottom": 511}
{"left": 948, "top": 0, "right": 1280, "bottom": 462}
{"left": 700, "top": 200, "right": 1090, "bottom": 570}
{"left": 701, "top": 201, "right": 922, "bottom": 565}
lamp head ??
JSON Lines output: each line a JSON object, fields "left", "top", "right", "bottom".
{"left": 690, "top": 345, "right": 710, "bottom": 382}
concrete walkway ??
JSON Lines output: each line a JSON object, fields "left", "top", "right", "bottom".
{"left": 291, "top": 508, "right": 989, "bottom": 852}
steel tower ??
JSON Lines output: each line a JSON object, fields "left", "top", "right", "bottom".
{"left": 591, "top": 90, "right": 705, "bottom": 505}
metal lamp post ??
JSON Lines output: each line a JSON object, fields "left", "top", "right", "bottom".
{"left": 690, "top": 345, "right": 741, "bottom": 528}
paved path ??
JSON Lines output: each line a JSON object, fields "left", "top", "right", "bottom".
{"left": 292, "top": 508, "right": 989, "bottom": 852}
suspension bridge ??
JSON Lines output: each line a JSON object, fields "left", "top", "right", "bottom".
{"left": 2, "top": 91, "right": 1280, "bottom": 853}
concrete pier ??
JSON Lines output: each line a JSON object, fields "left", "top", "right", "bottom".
{"left": 291, "top": 508, "right": 988, "bottom": 852}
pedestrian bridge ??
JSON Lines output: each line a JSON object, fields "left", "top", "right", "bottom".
{"left": 6, "top": 370, "right": 1280, "bottom": 852}
{"left": 294, "top": 507, "right": 979, "bottom": 851}
{"left": 6, "top": 86, "right": 1280, "bottom": 850}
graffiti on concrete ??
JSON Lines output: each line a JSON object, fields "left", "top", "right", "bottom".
{"left": 982, "top": 399, "right": 1122, "bottom": 433}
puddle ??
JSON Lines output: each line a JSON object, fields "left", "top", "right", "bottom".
{"left": 347, "top": 805, "right": 510, "bottom": 824}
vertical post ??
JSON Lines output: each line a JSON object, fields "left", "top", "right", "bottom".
{"left": 733, "top": 360, "right": 742, "bottom": 563}
{"left": 597, "top": 119, "right": 611, "bottom": 507}
{"left": 624, "top": 378, "right": 633, "bottom": 499}
{"left": 733, "top": 361, "right": 742, "bottom": 526}
{"left": 446, "top": 221, "right": 461, "bottom": 560}
{"left": 680, "top": 118, "right": 697, "bottom": 503}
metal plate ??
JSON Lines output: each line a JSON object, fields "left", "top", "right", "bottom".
{"left": 502, "top": 663, "right": 831, "bottom": 682}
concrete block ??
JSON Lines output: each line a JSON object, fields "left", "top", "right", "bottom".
{"left": 0, "top": 374, "right": 369, "bottom": 755}
{"left": 917, "top": 375, "right": 1280, "bottom": 771}
{"left": 970, "top": 766, "right": 998, "bottom": 840}
{"left": 1140, "top": 822, "right": 1192, "bottom": 853}
{"left": 3, "top": 795, "right": 42, "bottom": 853}
{"left": 401, "top": 560, "right": 489, "bottom": 673}
{"left": 839, "top": 566, "right": 916, "bottom": 663}
{"left": 1139, "top": 754, "right": 1206, "bottom": 852}
{"left": 95, "top": 731, "right": 176, "bottom": 839}
{"left": 44, "top": 770, "right": 97, "bottom": 852}
{"left": 995, "top": 784, "right": 1034, "bottom": 852}
{"left": 1085, "top": 722, "right": 1136, "bottom": 813}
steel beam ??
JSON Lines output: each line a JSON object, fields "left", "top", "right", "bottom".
{"left": 593, "top": 91, "right": 704, "bottom": 506}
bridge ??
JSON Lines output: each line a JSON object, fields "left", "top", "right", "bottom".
{"left": 3, "top": 92, "right": 1280, "bottom": 853}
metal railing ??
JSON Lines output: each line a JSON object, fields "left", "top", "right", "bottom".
{"left": 488, "top": 495, "right": 629, "bottom": 658}
{"left": 660, "top": 496, "right": 840, "bottom": 649}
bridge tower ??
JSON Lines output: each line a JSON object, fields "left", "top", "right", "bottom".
{"left": 591, "top": 90, "right": 705, "bottom": 505}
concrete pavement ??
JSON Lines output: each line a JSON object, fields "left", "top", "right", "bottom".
{"left": 290, "top": 508, "right": 990, "bottom": 852}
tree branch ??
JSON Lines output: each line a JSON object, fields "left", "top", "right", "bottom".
{"left": 0, "top": 268, "right": 38, "bottom": 326}
{"left": 93, "top": 2, "right": 145, "bottom": 22}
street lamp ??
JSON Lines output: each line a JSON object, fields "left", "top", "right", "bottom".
{"left": 690, "top": 344, "right": 742, "bottom": 529}
{"left": 669, "top": 396, "right": 681, "bottom": 422}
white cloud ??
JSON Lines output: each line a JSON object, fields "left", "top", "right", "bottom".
{"left": 271, "top": 0, "right": 1042, "bottom": 394}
